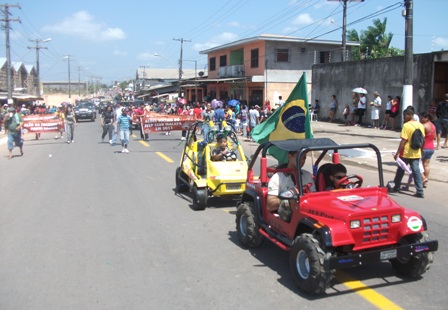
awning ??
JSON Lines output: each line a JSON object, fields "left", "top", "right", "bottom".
{"left": 200, "top": 77, "right": 248, "bottom": 83}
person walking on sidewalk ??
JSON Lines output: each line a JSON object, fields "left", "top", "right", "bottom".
{"left": 5, "top": 106, "right": 24, "bottom": 159}
{"left": 391, "top": 107, "right": 425, "bottom": 198}
{"left": 420, "top": 111, "right": 435, "bottom": 188}
{"left": 117, "top": 108, "right": 132, "bottom": 153}
{"left": 64, "top": 105, "right": 77, "bottom": 144}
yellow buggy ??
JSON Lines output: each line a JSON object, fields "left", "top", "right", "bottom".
{"left": 175, "top": 121, "right": 248, "bottom": 210}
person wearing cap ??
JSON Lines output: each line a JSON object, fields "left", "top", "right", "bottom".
{"left": 371, "top": 91, "right": 382, "bottom": 129}
{"left": 4, "top": 106, "right": 24, "bottom": 159}
{"left": 134, "top": 102, "right": 148, "bottom": 141}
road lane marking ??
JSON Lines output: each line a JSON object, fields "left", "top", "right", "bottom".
{"left": 336, "top": 271, "right": 403, "bottom": 310}
{"left": 139, "top": 140, "right": 150, "bottom": 147}
{"left": 156, "top": 152, "right": 174, "bottom": 163}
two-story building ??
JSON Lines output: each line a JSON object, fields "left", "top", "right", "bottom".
{"left": 199, "top": 34, "right": 359, "bottom": 107}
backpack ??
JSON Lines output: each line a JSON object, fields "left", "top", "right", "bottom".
{"left": 410, "top": 125, "right": 424, "bottom": 150}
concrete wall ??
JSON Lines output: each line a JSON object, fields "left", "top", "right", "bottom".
{"left": 312, "top": 53, "right": 435, "bottom": 126}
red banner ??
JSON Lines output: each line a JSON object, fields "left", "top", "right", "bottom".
{"left": 22, "top": 115, "right": 65, "bottom": 134}
{"left": 142, "top": 112, "right": 195, "bottom": 133}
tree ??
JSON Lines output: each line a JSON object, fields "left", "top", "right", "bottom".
{"left": 348, "top": 18, "right": 404, "bottom": 60}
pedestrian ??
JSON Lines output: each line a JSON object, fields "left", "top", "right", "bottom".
{"left": 55, "top": 106, "right": 65, "bottom": 139}
{"left": 371, "top": 91, "right": 382, "bottom": 128}
{"left": 117, "top": 108, "right": 132, "bottom": 153}
{"left": 278, "top": 96, "right": 285, "bottom": 108}
{"left": 343, "top": 104, "right": 350, "bottom": 125}
{"left": 112, "top": 102, "right": 122, "bottom": 145}
{"left": 350, "top": 92, "right": 358, "bottom": 125}
{"left": 355, "top": 93, "right": 366, "bottom": 126}
{"left": 101, "top": 105, "right": 115, "bottom": 143}
{"left": 380, "top": 95, "right": 393, "bottom": 129}
{"left": 420, "top": 111, "right": 435, "bottom": 188}
{"left": 201, "top": 103, "right": 215, "bottom": 143}
{"left": 4, "top": 106, "right": 24, "bottom": 159}
{"left": 248, "top": 105, "right": 260, "bottom": 141}
{"left": 435, "top": 93, "right": 448, "bottom": 149}
{"left": 178, "top": 104, "right": 189, "bottom": 141}
{"left": 214, "top": 103, "right": 225, "bottom": 130}
{"left": 240, "top": 104, "right": 248, "bottom": 139}
{"left": 134, "top": 103, "right": 148, "bottom": 141}
{"left": 389, "top": 96, "right": 400, "bottom": 130}
{"left": 391, "top": 107, "right": 425, "bottom": 198}
{"left": 328, "top": 95, "right": 338, "bottom": 123}
{"left": 64, "top": 105, "right": 77, "bottom": 144}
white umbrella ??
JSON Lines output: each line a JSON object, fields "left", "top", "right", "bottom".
{"left": 352, "top": 87, "right": 368, "bottom": 94}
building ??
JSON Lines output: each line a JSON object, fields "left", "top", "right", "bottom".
{"left": 0, "top": 58, "right": 39, "bottom": 102}
{"left": 199, "top": 34, "right": 359, "bottom": 107}
{"left": 312, "top": 51, "right": 448, "bottom": 125}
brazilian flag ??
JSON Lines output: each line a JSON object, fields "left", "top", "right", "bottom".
{"left": 251, "top": 73, "right": 313, "bottom": 163}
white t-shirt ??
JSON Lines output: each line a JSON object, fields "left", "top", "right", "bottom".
{"left": 268, "top": 170, "right": 316, "bottom": 196}
{"left": 249, "top": 109, "right": 259, "bottom": 127}
{"left": 358, "top": 97, "right": 366, "bottom": 109}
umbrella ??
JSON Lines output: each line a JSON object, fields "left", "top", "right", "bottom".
{"left": 352, "top": 87, "right": 368, "bottom": 94}
{"left": 228, "top": 99, "right": 240, "bottom": 107}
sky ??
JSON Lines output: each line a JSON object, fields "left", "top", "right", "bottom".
{"left": 2, "top": 0, "right": 447, "bottom": 86}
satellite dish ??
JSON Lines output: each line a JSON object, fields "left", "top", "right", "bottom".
{"left": 198, "top": 71, "right": 204, "bottom": 77}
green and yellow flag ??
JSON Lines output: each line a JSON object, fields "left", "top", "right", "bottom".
{"left": 252, "top": 73, "right": 313, "bottom": 163}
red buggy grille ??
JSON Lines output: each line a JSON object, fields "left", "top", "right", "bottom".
{"left": 362, "top": 216, "right": 390, "bottom": 243}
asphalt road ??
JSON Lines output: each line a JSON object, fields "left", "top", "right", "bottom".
{"left": 0, "top": 120, "right": 446, "bottom": 310}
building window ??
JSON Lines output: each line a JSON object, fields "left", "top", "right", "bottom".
{"left": 251, "top": 48, "right": 259, "bottom": 68}
{"left": 210, "top": 57, "right": 216, "bottom": 71}
{"left": 319, "top": 51, "right": 330, "bottom": 64}
{"left": 220, "top": 55, "right": 227, "bottom": 67}
{"left": 276, "top": 48, "right": 289, "bottom": 62}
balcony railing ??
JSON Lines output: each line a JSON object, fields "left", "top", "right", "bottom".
{"left": 217, "top": 64, "right": 245, "bottom": 78}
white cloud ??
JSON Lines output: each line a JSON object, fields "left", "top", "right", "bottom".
{"left": 42, "top": 11, "right": 126, "bottom": 41}
{"left": 433, "top": 37, "right": 448, "bottom": 49}
{"left": 292, "top": 13, "right": 314, "bottom": 25}
{"left": 193, "top": 32, "right": 239, "bottom": 51}
{"left": 113, "top": 50, "right": 127, "bottom": 56}
{"left": 228, "top": 21, "right": 240, "bottom": 27}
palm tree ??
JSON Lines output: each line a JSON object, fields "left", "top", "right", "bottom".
{"left": 348, "top": 18, "right": 403, "bottom": 60}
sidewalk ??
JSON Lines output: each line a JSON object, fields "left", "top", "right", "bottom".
{"left": 308, "top": 121, "right": 448, "bottom": 183}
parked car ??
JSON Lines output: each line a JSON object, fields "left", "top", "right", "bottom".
{"left": 235, "top": 138, "right": 438, "bottom": 295}
{"left": 74, "top": 102, "right": 96, "bottom": 122}
{"left": 175, "top": 121, "right": 248, "bottom": 210}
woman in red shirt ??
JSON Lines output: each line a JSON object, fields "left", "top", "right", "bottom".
{"left": 420, "top": 111, "right": 435, "bottom": 187}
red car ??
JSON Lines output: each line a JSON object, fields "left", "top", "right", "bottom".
{"left": 235, "top": 138, "right": 438, "bottom": 295}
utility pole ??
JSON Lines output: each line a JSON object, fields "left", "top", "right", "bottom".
{"left": 64, "top": 55, "right": 71, "bottom": 102}
{"left": 139, "top": 65, "right": 149, "bottom": 92}
{"left": 28, "top": 38, "right": 51, "bottom": 97}
{"left": 77, "top": 66, "right": 82, "bottom": 97}
{"left": 328, "top": 0, "right": 364, "bottom": 61}
{"left": 402, "top": 0, "right": 413, "bottom": 114}
{"left": 1, "top": 3, "right": 21, "bottom": 104}
{"left": 173, "top": 37, "right": 191, "bottom": 98}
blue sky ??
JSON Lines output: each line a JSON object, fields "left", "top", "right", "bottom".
{"left": 2, "top": 0, "right": 447, "bottom": 85}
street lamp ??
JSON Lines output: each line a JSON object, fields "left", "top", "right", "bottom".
{"left": 28, "top": 38, "right": 51, "bottom": 97}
